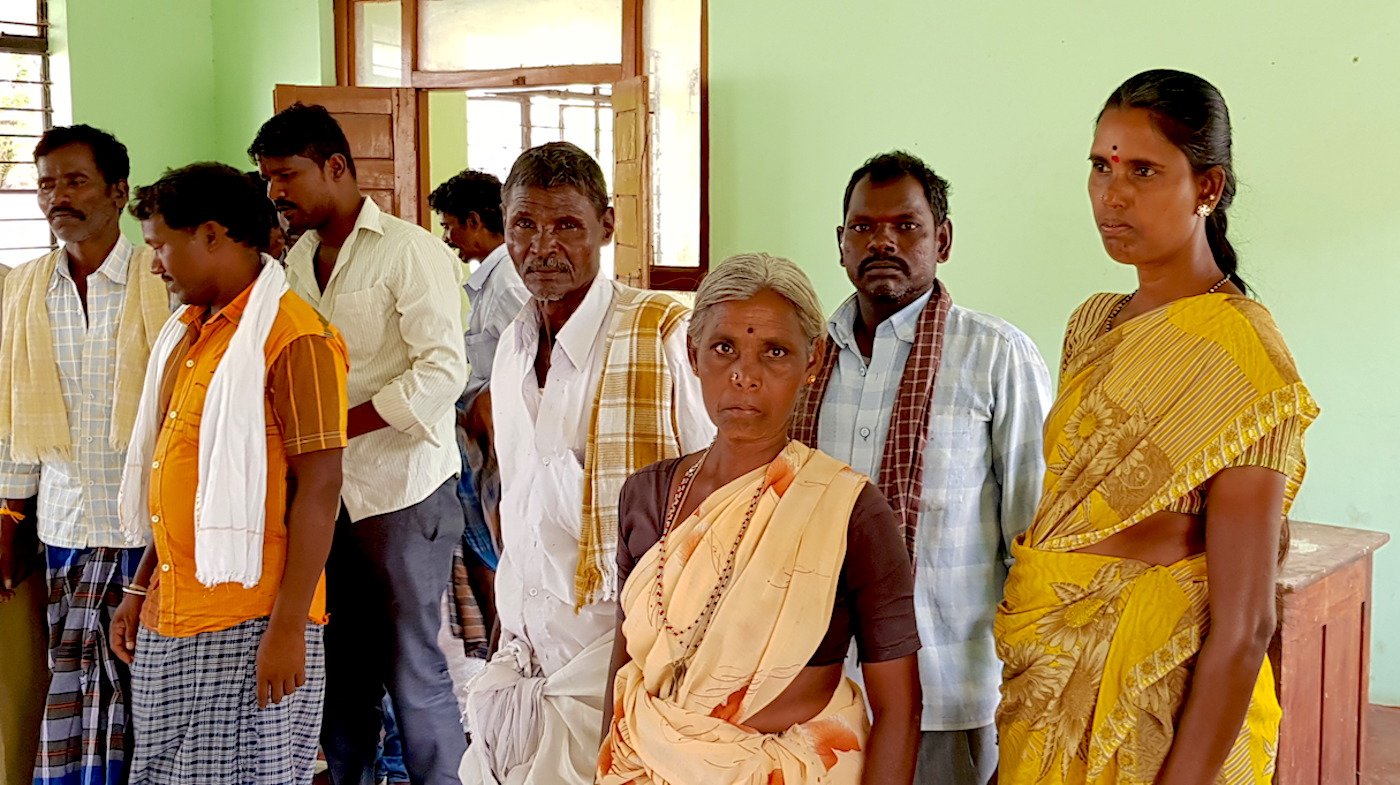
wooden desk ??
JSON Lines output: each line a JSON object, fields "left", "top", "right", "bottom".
{"left": 1272, "top": 521, "right": 1390, "bottom": 784}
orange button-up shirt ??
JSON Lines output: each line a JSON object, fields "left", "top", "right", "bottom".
{"left": 141, "top": 284, "right": 348, "bottom": 637}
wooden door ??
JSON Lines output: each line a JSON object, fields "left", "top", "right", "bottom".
{"left": 272, "top": 85, "right": 429, "bottom": 226}
{"left": 612, "top": 75, "right": 650, "bottom": 288}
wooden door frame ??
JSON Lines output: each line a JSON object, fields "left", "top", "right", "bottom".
{"left": 333, "top": 0, "right": 709, "bottom": 288}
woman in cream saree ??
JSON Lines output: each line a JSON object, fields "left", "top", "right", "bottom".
{"left": 598, "top": 254, "right": 922, "bottom": 785}
{"left": 995, "top": 70, "right": 1319, "bottom": 785}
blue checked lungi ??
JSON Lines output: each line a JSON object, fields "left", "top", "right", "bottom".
{"left": 128, "top": 618, "right": 325, "bottom": 785}
{"left": 35, "top": 545, "right": 142, "bottom": 785}
{"left": 456, "top": 414, "right": 499, "bottom": 571}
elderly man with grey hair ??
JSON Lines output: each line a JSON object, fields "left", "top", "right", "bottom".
{"left": 459, "top": 142, "right": 713, "bottom": 785}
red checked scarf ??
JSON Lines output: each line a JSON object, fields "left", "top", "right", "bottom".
{"left": 790, "top": 282, "right": 952, "bottom": 560}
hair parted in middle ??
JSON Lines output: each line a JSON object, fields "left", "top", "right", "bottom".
{"left": 690, "top": 252, "right": 826, "bottom": 351}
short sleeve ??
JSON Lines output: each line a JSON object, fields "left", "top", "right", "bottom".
{"left": 1229, "top": 416, "right": 1305, "bottom": 476}
{"left": 268, "top": 334, "right": 350, "bottom": 456}
{"left": 614, "top": 460, "right": 678, "bottom": 617}
{"left": 845, "top": 484, "right": 921, "bottom": 663}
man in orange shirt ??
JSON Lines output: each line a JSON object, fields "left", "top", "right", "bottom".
{"left": 107, "top": 163, "right": 348, "bottom": 785}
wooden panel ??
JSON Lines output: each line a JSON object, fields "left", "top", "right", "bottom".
{"left": 1322, "top": 605, "right": 1363, "bottom": 782}
{"left": 611, "top": 75, "right": 649, "bottom": 288}
{"left": 1273, "top": 523, "right": 1387, "bottom": 785}
{"left": 338, "top": 114, "right": 394, "bottom": 159}
{"left": 410, "top": 63, "right": 623, "bottom": 89}
{"left": 273, "top": 84, "right": 423, "bottom": 225}
{"left": 273, "top": 84, "right": 394, "bottom": 115}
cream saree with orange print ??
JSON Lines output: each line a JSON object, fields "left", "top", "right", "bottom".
{"left": 994, "top": 294, "right": 1319, "bottom": 784}
{"left": 598, "top": 442, "right": 870, "bottom": 785}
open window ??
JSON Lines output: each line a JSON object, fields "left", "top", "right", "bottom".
{"left": 330, "top": 0, "right": 706, "bottom": 290}
{"left": 0, "top": 0, "right": 54, "bottom": 268}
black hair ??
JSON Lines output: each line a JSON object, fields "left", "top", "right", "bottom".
{"left": 1101, "top": 69, "right": 1245, "bottom": 293}
{"left": 503, "top": 142, "right": 609, "bottom": 217}
{"left": 842, "top": 150, "right": 951, "bottom": 223}
{"left": 33, "top": 124, "right": 130, "bottom": 185}
{"left": 129, "top": 162, "right": 275, "bottom": 250}
{"left": 247, "top": 102, "right": 357, "bottom": 179}
{"left": 245, "top": 170, "right": 283, "bottom": 253}
{"left": 428, "top": 169, "right": 504, "bottom": 234}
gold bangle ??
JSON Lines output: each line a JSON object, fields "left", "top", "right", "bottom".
{"left": 0, "top": 507, "right": 25, "bottom": 523}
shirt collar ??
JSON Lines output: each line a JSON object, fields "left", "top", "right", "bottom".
{"left": 51, "top": 235, "right": 133, "bottom": 290}
{"left": 465, "top": 243, "right": 511, "bottom": 293}
{"left": 513, "top": 272, "right": 613, "bottom": 369}
{"left": 827, "top": 287, "right": 935, "bottom": 352}
{"left": 286, "top": 196, "right": 385, "bottom": 273}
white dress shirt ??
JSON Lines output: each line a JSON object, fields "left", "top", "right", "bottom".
{"left": 491, "top": 274, "right": 714, "bottom": 676}
{"left": 0, "top": 238, "right": 140, "bottom": 548}
{"left": 819, "top": 290, "right": 1051, "bottom": 730}
{"left": 285, "top": 198, "right": 468, "bottom": 521}
{"left": 463, "top": 243, "right": 528, "bottom": 401}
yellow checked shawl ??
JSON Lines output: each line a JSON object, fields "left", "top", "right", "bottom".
{"left": 598, "top": 442, "right": 870, "bottom": 785}
{"left": 994, "top": 293, "right": 1318, "bottom": 784}
{"left": 577, "top": 285, "right": 689, "bottom": 609}
{"left": 0, "top": 246, "right": 170, "bottom": 463}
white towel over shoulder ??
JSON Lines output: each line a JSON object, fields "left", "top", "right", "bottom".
{"left": 117, "top": 257, "right": 289, "bottom": 587}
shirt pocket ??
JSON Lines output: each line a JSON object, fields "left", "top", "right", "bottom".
{"left": 333, "top": 283, "right": 394, "bottom": 368}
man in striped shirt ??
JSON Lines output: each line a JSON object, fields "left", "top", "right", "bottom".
{"left": 0, "top": 125, "right": 170, "bottom": 785}
{"left": 794, "top": 151, "right": 1051, "bottom": 785}
{"left": 253, "top": 103, "right": 469, "bottom": 785}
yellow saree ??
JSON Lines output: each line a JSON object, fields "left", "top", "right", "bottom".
{"left": 598, "top": 442, "right": 870, "bottom": 785}
{"left": 994, "top": 293, "right": 1319, "bottom": 784}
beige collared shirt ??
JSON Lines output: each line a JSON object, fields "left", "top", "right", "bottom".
{"left": 285, "top": 198, "right": 467, "bottom": 520}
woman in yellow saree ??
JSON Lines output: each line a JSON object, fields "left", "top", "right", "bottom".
{"left": 994, "top": 70, "right": 1319, "bottom": 785}
{"left": 597, "top": 254, "right": 922, "bottom": 784}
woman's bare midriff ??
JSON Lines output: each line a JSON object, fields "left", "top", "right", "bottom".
{"left": 1072, "top": 510, "right": 1206, "bottom": 567}
{"left": 741, "top": 662, "right": 843, "bottom": 733}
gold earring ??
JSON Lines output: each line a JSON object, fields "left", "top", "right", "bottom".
{"left": 807, "top": 375, "right": 817, "bottom": 384}
{"left": 1197, "top": 203, "right": 1213, "bottom": 217}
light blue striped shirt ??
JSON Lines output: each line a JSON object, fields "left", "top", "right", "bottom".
{"left": 0, "top": 238, "right": 137, "bottom": 548}
{"left": 817, "top": 289, "right": 1051, "bottom": 730}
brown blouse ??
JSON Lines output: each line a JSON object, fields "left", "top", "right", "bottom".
{"left": 616, "top": 457, "right": 922, "bottom": 666}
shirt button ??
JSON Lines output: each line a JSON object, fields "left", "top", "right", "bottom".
{"left": 185, "top": 359, "right": 195, "bottom": 368}
{"left": 542, "top": 457, "right": 551, "bottom": 466}
{"left": 528, "top": 588, "right": 538, "bottom": 597}
{"left": 860, "top": 427, "right": 872, "bottom": 439}
{"left": 151, "top": 515, "right": 159, "bottom": 523}
{"left": 859, "top": 366, "right": 867, "bottom": 377}
{"left": 160, "top": 564, "right": 171, "bottom": 572}
{"left": 85, "top": 436, "right": 93, "bottom": 443}
{"left": 167, "top": 411, "right": 177, "bottom": 419}
{"left": 86, "top": 393, "right": 94, "bottom": 400}
{"left": 151, "top": 460, "right": 160, "bottom": 469}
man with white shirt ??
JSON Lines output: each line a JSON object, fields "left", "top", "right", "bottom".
{"left": 0, "top": 125, "right": 170, "bottom": 785}
{"left": 790, "top": 151, "right": 1051, "bottom": 785}
{"left": 459, "top": 142, "right": 713, "bottom": 785}
{"left": 251, "top": 103, "right": 469, "bottom": 785}
{"left": 428, "top": 169, "right": 528, "bottom": 644}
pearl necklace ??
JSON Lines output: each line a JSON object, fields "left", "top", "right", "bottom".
{"left": 1102, "top": 274, "right": 1233, "bottom": 333}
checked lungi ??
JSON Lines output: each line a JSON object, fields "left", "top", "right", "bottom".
{"left": 128, "top": 618, "right": 325, "bottom": 785}
{"left": 35, "top": 545, "right": 142, "bottom": 785}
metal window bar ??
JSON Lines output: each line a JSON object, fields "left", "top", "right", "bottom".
{"left": 0, "top": 0, "right": 55, "bottom": 256}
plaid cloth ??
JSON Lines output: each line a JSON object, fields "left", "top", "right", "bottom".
{"left": 0, "top": 243, "right": 169, "bottom": 464}
{"left": 792, "top": 281, "right": 951, "bottom": 559}
{"left": 35, "top": 545, "right": 142, "bottom": 785}
{"left": 575, "top": 289, "right": 688, "bottom": 609}
{"left": 128, "top": 618, "right": 325, "bottom": 785}
{"left": 456, "top": 415, "right": 500, "bottom": 570}
{"left": 448, "top": 542, "right": 490, "bottom": 658}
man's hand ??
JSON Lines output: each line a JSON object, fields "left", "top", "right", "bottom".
{"left": 255, "top": 620, "right": 307, "bottom": 709}
{"left": 110, "top": 594, "right": 144, "bottom": 664}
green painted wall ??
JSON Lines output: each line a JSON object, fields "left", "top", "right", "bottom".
{"left": 54, "top": 0, "right": 1400, "bottom": 703}
{"left": 210, "top": 0, "right": 336, "bottom": 167}
{"left": 709, "top": 1, "right": 1400, "bottom": 703}
{"left": 55, "top": 0, "right": 218, "bottom": 200}
{"left": 427, "top": 91, "right": 469, "bottom": 191}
